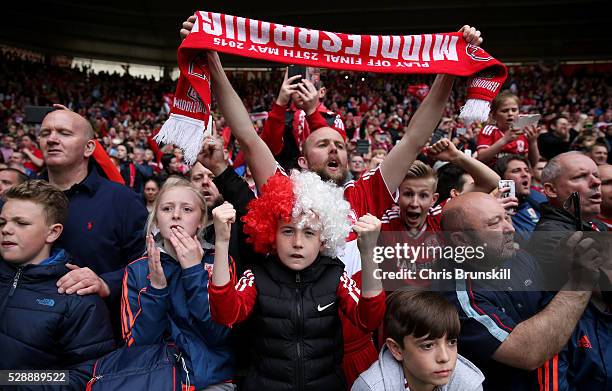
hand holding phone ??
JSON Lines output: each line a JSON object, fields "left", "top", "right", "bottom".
{"left": 287, "top": 65, "right": 307, "bottom": 85}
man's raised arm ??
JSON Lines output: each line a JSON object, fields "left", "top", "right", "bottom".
{"left": 180, "top": 15, "right": 277, "bottom": 189}
{"left": 380, "top": 25, "right": 483, "bottom": 194}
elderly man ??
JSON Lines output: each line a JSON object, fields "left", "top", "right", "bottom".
{"left": 441, "top": 192, "right": 601, "bottom": 391}
{"left": 38, "top": 109, "right": 147, "bottom": 306}
{"left": 531, "top": 152, "right": 612, "bottom": 389}
{"left": 534, "top": 151, "right": 605, "bottom": 243}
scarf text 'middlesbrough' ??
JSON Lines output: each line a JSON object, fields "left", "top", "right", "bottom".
{"left": 158, "top": 11, "right": 508, "bottom": 164}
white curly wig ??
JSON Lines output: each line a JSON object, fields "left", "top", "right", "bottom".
{"left": 290, "top": 170, "right": 351, "bottom": 257}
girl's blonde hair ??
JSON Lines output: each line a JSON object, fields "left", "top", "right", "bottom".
{"left": 146, "top": 176, "right": 208, "bottom": 242}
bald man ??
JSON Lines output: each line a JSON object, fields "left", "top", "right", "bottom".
{"left": 39, "top": 109, "right": 147, "bottom": 328}
{"left": 441, "top": 192, "right": 599, "bottom": 391}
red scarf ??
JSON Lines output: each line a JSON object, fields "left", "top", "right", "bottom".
{"left": 159, "top": 11, "right": 507, "bottom": 164}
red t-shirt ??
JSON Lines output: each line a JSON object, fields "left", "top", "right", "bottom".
{"left": 380, "top": 203, "right": 443, "bottom": 288}
{"left": 23, "top": 146, "right": 43, "bottom": 173}
{"left": 477, "top": 125, "right": 529, "bottom": 162}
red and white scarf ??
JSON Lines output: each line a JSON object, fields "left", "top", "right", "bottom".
{"left": 158, "top": 11, "right": 508, "bottom": 164}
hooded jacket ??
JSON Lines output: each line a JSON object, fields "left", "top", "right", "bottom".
{"left": 352, "top": 345, "right": 484, "bottom": 391}
{"left": 0, "top": 249, "right": 115, "bottom": 389}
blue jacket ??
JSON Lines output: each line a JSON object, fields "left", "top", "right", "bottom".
{"left": 558, "top": 302, "right": 612, "bottom": 390}
{"left": 121, "top": 251, "right": 235, "bottom": 389}
{"left": 512, "top": 189, "right": 547, "bottom": 243}
{"left": 0, "top": 249, "right": 115, "bottom": 389}
{"left": 442, "top": 250, "right": 549, "bottom": 390}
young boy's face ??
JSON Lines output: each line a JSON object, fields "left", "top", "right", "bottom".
{"left": 0, "top": 199, "right": 59, "bottom": 266}
{"left": 275, "top": 216, "right": 324, "bottom": 271}
{"left": 390, "top": 334, "right": 458, "bottom": 389}
{"left": 398, "top": 177, "right": 438, "bottom": 230}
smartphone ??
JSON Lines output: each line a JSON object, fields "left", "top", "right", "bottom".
{"left": 498, "top": 180, "right": 516, "bottom": 199}
{"left": 514, "top": 114, "right": 541, "bottom": 130}
{"left": 25, "top": 106, "right": 56, "bottom": 123}
{"left": 306, "top": 67, "right": 321, "bottom": 87}
{"left": 356, "top": 139, "right": 370, "bottom": 155}
{"left": 456, "top": 127, "right": 467, "bottom": 136}
{"left": 287, "top": 65, "right": 307, "bottom": 84}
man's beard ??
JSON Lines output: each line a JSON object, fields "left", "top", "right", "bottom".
{"left": 312, "top": 165, "right": 347, "bottom": 187}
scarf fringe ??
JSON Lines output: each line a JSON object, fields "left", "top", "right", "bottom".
{"left": 154, "top": 113, "right": 208, "bottom": 166}
{"left": 459, "top": 98, "right": 491, "bottom": 125}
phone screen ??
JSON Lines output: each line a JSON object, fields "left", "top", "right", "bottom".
{"left": 287, "top": 65, "right": 306, "bottom": 84}
{"left": 356, "top": 140, "right": 370, "bottom": 155}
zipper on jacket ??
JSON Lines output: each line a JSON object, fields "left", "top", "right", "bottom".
{"left": 85, "top": 375, "right": 103, "bottom": 391}
{"left": 295, "top": 272, "right": 304, "bottom": 391}
{"left": 9, "top": 268, "right": 22, "bottom": 296}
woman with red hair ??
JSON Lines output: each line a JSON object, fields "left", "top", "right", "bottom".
{"left": 209, "top": 170, "right": 385, "bottom": 391}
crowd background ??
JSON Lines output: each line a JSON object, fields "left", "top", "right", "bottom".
{"left": 1, "top": 23, "right": 611, "bottom": 389}
{"left": 1, "top": 48, "right": 610, "bottom": 182}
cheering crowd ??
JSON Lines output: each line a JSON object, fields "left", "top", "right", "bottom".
{"left": 0, "top": 17, "right": 611, "bottom": 391}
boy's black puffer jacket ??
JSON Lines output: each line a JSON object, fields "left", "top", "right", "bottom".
{"left": 0, "top": 249, "right": 115, "bottom": 389}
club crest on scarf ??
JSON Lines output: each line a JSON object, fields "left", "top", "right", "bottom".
{"left": 466, "top": 44, "right": 493, "bottom": 62}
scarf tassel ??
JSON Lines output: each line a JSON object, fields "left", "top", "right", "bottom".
{"left": 154, "top": 113, "right": 212, "bottom": 166}
{"left": 459, "top": 98, "right": 491, "bottom": 125}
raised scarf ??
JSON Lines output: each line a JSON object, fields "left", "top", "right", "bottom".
{"left": 158, "top": 11, "right": 507, "bottom": 164}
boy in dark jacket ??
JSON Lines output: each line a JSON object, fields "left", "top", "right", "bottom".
{"left": 209, "top": 170, "right": 386, "bottom": 391}
{"left": 0, "top": 180, "right": 115, "bottom": 389}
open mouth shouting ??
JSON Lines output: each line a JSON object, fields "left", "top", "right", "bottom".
{"left": 404, "top": 211, "right": 423, "bottom": 227}
{"left": 326, "top": 158, "right": 340, "bottom": 172}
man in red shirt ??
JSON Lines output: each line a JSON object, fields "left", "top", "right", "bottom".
{"left": 21, "top": 134, "right": 44, "bottom": 174}
{"left": 260, "top": 70, "right": 344, "bottom": 171}
{"left": 380, "top": 139, "right": 500, "bottom": 288}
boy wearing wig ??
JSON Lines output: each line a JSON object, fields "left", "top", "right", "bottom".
{"left": 353, "top": 290, "right": 484, "bottom": 391}
{"left": 0, "top": 180, "right": 115, "bottom": 388}
{"left": 209, "top": 170, "right": 385, "bottom": 390}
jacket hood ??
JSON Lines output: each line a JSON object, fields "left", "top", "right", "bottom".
{"left": 366, "top": 345, "right": 484, "bottom": 391}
